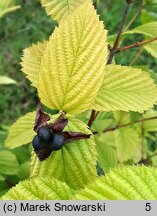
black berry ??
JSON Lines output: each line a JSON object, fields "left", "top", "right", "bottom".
{"left": 37, "top": 126, "right": 52, "bottom": 141}
{"left": 50, "top": 134, "right": 65, "bottom": 151}
{"left": 32, "top": 135, "right": 45, "bottom": 150}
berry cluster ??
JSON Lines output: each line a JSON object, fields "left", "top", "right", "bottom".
{"left": 32, "top": 126, "right": 65, "bottom": 152}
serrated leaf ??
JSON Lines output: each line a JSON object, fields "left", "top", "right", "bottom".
{"left": 95, "top": 135, "right": 117, "bottom": 172}
{"left": 31, "top": 116, "right": 97, "bottom": 190}
{"left": 41, "top": 0, "right": 86, "bottom": 22}
{"left": 92, "top": 65, "right": 157, "bottom": 112}
{"left": 0, "top": 76, "right": 16, "bottom": 85}
{"left": 73, "top": 166, "right": 157, "bottom": 200}
{"left": 125, "top": 22, "right": 157, "bottom": 37}
{"left": 115, "top": 128, "right": 141, "bottom": 163}
{"left": 38, "top": 1, "right": 108, "bottom": 115}
{"left": 5, "top": 112, "right": 36, "bottom": 149}
{"left": 1, "top": 177, "right": 74, "bottom": 200}
{"left": 0, "top": 150, "right": 19, "bottom": 175}
{"left": 21, "top": 41, "right": 47, "bottom": 88}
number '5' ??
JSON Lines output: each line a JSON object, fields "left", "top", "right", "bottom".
{"left": 145, "top": 203, "right": 151, "bottom": 211}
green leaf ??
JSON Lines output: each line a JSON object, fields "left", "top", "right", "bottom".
{"left": 21, "top": 41, "right": 47, "bottom": 88}
{"left": 41, "top": 0, "right": 86, "bottom": 22}
{"left": 0, "top": 150, "right": 19, "bottom": 175}
{"left": 0, "top": 181, "right": 9, "bottom": 197}
{"left": 5, "top": 112, "right": 36, "bottom": 149}
{"left": 0, "top": 129, "right": 8, "bottom": 146}
{"left": 0, "top": 76, "right": 16, "bottom": 85}
{"left": 113, "top": 111, "right": 130, "bottom": 125}
{"left": 91, "top": 111, "right": 114, "bottom": 133}
{"left": 38, "top": 1, "right": 108, "bottom": 115}
{"left": 18, "top": 162, "right": 30, "bottom": 181}
{"left": 74, "top": 166, "right": 157, "bottom": 200}
{"left": 114, "top": 128, "right": 141, "bottom": 163}
{"left": 0, "top": 175, "right": 4, "bottom": 181}
{"left": 0, "top": 0, "right": 20, "bottom": 18}
{"left": 95, "top": 135, "right": 117, "bottom": 172}
{"left": 92, "top": 65, "right": 157, "bottom": 113}
{"left": 125, "top": 22, "right": 157, "bottom": 37}
{"left": 92, "top": 119, "right": 113, "bottom": 134}
{"left": 1, "top": 177, "right": 74, "bottom": 200}
{"left": 31, "top": 115, "right": 97, "bottom": 190}
{"left": 112, "top": 112, "right": 141, "bottom": 162}
{"left": 12, "top": 146, "right": 31, "bottom": 163}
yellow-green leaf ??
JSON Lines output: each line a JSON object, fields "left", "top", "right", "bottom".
{"left": 38, "top": 1, "right": 108, "bottom": 114}
{"left": 31, "top": 115, "right": 97, "bottom": 190}
{"left": 41, "top": 0, "right": 86, "bottom": 22}
{"left": 95, "top": 135, "right": 117, "bottom": 172}
{"left": 92, "top": 65, "right": 157, "bottom": 112}
{"left": 0, "top": 150, "right": 19, "bottom": 175}
{"left": 0, "top": 0, "right": 20, "bottom": 18}
{"left": 1, "top": 177, "right": 74, "bottom": 200}
{"left": 74, "top": 166, "right": 157, "bottom": 200}
{"left": 5, "top": 112, "right": 36, "bottom": 149}
{"left": 113, "top": 111, "right": 130, "bottom": 125}
{"left": 21, "top": 41, "right": 47, "bottom": 88}
{"left": 114, "top": 128, "right": 141, "bottom": 163}
{"left": 125, "top": 22, "right": 157, "bottom": 37}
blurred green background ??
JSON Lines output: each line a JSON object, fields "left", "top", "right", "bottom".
{"left": 0, "top": 0, "right": 157, "bottom": 195}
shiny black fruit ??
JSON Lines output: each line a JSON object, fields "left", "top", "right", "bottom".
{"left": 50, "top": 134, "right": 65, "bottom": 151}
{"left": 32, "top": 135, "right": 45, "bottom": 150}
{"left": 37, "top": 126, "right": 52, "bottom": 141}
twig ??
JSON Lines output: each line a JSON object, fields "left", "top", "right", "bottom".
{"left": 107, "top": 1, "right": 132, "bottom": 64}
{"left": 124, "top": 4, "right": 143, "bottom": 31}
{"left": 129, "top": 47, "right": 143, "bottom": 66}
{"left": 117, "top": 37, "right": 157, "bottom": 52}
{"left": 88, "top": 110, "right": 97, "bottom": 127}
{"left": 93, "top": 116, "right": 157, "bottom": 134}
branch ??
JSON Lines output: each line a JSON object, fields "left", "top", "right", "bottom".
{"left": 107, "top": 1, "right": 132, "bottom": 64}
{"left": 117, "top": 37, "right": 157, "bottom": 52}
{"left": 88, "top": 110, "right": 96, "bottom": 127}
{"left": 93, "top": 115, "right": 157, "bottom": 135}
